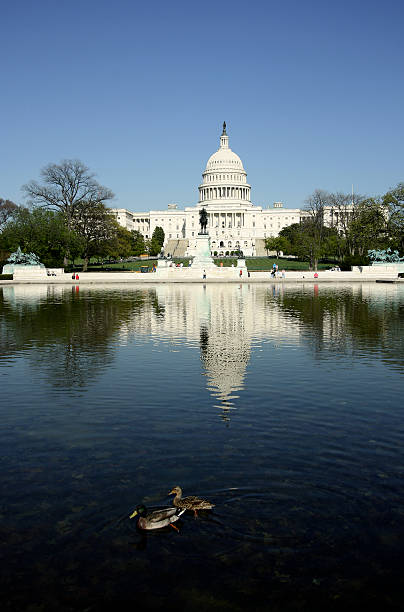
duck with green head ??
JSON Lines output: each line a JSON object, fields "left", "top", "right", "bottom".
{"left": 129, "top": 504, "right": 185, "bottom": 530}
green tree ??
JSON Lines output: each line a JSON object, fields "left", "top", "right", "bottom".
{"left": 0, "top": 207, "right": 82, "bottom": 267}
{"left": 131, "top": 230, "right": 146, "bottom": 256}
{"left": 22, "top": 159, "right": 114, "bottom": 265}
{"left": 279, "top": 223, "right": 301, "bottom": 246}
{"left": 383, "top": 182, "right": 404, "bottom": 253}
{"left": 72, "top": 201, "right": 117, "bottom": 271}
{"left": 279, "top": 219, "right": 338, "bottom": 269}
{"left": 347, "top": 198, "right": 389, "bottom": 259}
{"left": 105, "top": 223, "right": 134, "bottom": 261}
{"left": 149, "top": 226, "right": 165, "bottom": 256}
{"left": 264, "top": 236, "right": 290, "bottom": 258}
{"left": 303, "top": 189, "right": 330, "bottom": 270}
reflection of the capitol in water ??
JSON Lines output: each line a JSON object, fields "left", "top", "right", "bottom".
{"left": 119, "top": 283, "right": 302, "bottom": 417}
{"left": 3, "top": 282, "right": 403, "bottom": 419}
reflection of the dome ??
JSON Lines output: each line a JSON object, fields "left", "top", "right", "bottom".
{"left": 2, "top": 282, "right": 403, "bottom": 409}
{"left": 117, "top": 282, "right": 404, "bottom": 414}
{"left": 119, "top": 283, "right": 303, "bottom": 418}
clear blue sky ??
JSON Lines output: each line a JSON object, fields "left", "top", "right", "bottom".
{"left": 1, "top": 0, "right": 403, "bottom": 211}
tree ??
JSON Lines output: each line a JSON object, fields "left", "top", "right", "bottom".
{"left": 279, "top": 219, "right": 338, "bottom": 268}
{"left": 105, "top": 224, "right": 134, "bottom": 261}
{"left": 279, "top": 223, "right": 302, "bottom": 246}
{"left": 0, "top": 207, "right": 82, "bottom": 267}
{"left": 383, "top": 182, "right": 404, "bottom": 253}
{"left": 0, "top": 198, "right": 18, "bottom": 227}
{"left": 22, "top": 159, "right": 114, "bottom": 264}
{"left": 264, "top": 236, "right": 290, "bottom": 258}
{"left": 149, "top": 226, "right": 165, "bottom": 256}
{"left": 347, "top": 198, "right": 389, "bottom": 259}
{"left": 131, "top": 230, "right": 146, "bottom": 256}
{"left": 303, "top": 189, "right": 330, "bottom": 270}
{"left": 72, "top": 201, "right": 117, "bottom": 271}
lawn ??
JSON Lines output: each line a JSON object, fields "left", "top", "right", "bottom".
{"left": 78, "top": 257, "right": 332, "bottom": 272}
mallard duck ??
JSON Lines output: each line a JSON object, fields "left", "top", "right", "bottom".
{"left": 168, "top": 486, "right": 215, "bottom": 516}
{"left": 129, "top": 504, "right": 185, "bottom": 530}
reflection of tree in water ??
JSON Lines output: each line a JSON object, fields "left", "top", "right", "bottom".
{"left": 151, "top": 293, "right": 165, "bottom": 319}
{"left": 275, "top": 285, "right": 404, "bottom": 370}
{"left": 0, "top": 286, "right": 152, "bottom": 387}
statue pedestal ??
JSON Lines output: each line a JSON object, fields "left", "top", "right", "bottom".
{"left": 191, "top": 234, "right": 216, "bottom": 269}
{"left": 157, "top": 259, "right": 169, "bottom": 269}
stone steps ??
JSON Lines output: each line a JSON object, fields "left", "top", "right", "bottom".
{"left": 164, "top": 239, "right": 189, "bottom": 257}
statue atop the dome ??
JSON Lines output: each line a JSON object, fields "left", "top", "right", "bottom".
{"left": 222, "top": 121, "right": 227, "bottom": 135}
{"left": 199, "top": 207, "right": 208, "bottom": 234}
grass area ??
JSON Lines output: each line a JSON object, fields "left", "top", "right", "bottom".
{"left": 0, "top": 274, "right": 13, "bottom": 280}
{"left": 74, "top": 256, "right": 334, "bottom": 273}
{"left": 242, "top": 257, "right": 332, "bottom": 271}
{"left": 84, "top": 260, "right": 159, "bottom": 272}
{"left": 212, "top": 257, "right": 331, "bottom": 271}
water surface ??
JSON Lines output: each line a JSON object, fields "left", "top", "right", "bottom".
{"left": 1, "top": 282, "right": 403, "bottom": 611}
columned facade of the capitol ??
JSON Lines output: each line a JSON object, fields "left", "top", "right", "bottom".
{"left": 111, "top": 123, "right": 339, "bottom": 257}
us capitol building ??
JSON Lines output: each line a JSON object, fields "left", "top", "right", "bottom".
{"left": 111, "top": 123, "right": 334, "bottom": 257}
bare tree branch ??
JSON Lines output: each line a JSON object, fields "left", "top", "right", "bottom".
{"left": 23, "top": 159, "right": 114, "bottom": 228}
{"left": 22, "top": 159, "right": 114, "bottom": 265}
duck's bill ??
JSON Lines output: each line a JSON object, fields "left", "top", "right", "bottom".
{"left": 129, "top": 510, "right": 138, "bottom": 519}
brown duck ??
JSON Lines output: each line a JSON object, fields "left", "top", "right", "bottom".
{"left": 168, "top": 486, "right": 215, "bottom": 517}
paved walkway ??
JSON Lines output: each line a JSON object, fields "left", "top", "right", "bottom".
{"left": 1, "top": 270, "right": 403, "bottom": 285}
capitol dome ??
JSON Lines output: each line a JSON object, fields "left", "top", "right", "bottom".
{"left": 205, "top": 141, "right": 244, "bottom": 171}
{"left": 198, "top": 122, "right": 252, "bottom": 208}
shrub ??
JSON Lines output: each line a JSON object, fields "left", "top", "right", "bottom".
{"left": 342, "top": 254, "right": 370, "bottom": 270}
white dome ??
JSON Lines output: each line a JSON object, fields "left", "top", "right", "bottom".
{"left": 205, "top": 147, "right": 244, "bottom": 172}
{"left": 198, "top": 123, "right": 251, "bottom": 207}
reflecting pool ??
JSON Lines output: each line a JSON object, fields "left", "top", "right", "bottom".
{"left": 1, "top": 282, "right": 403, "bottom": 611}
